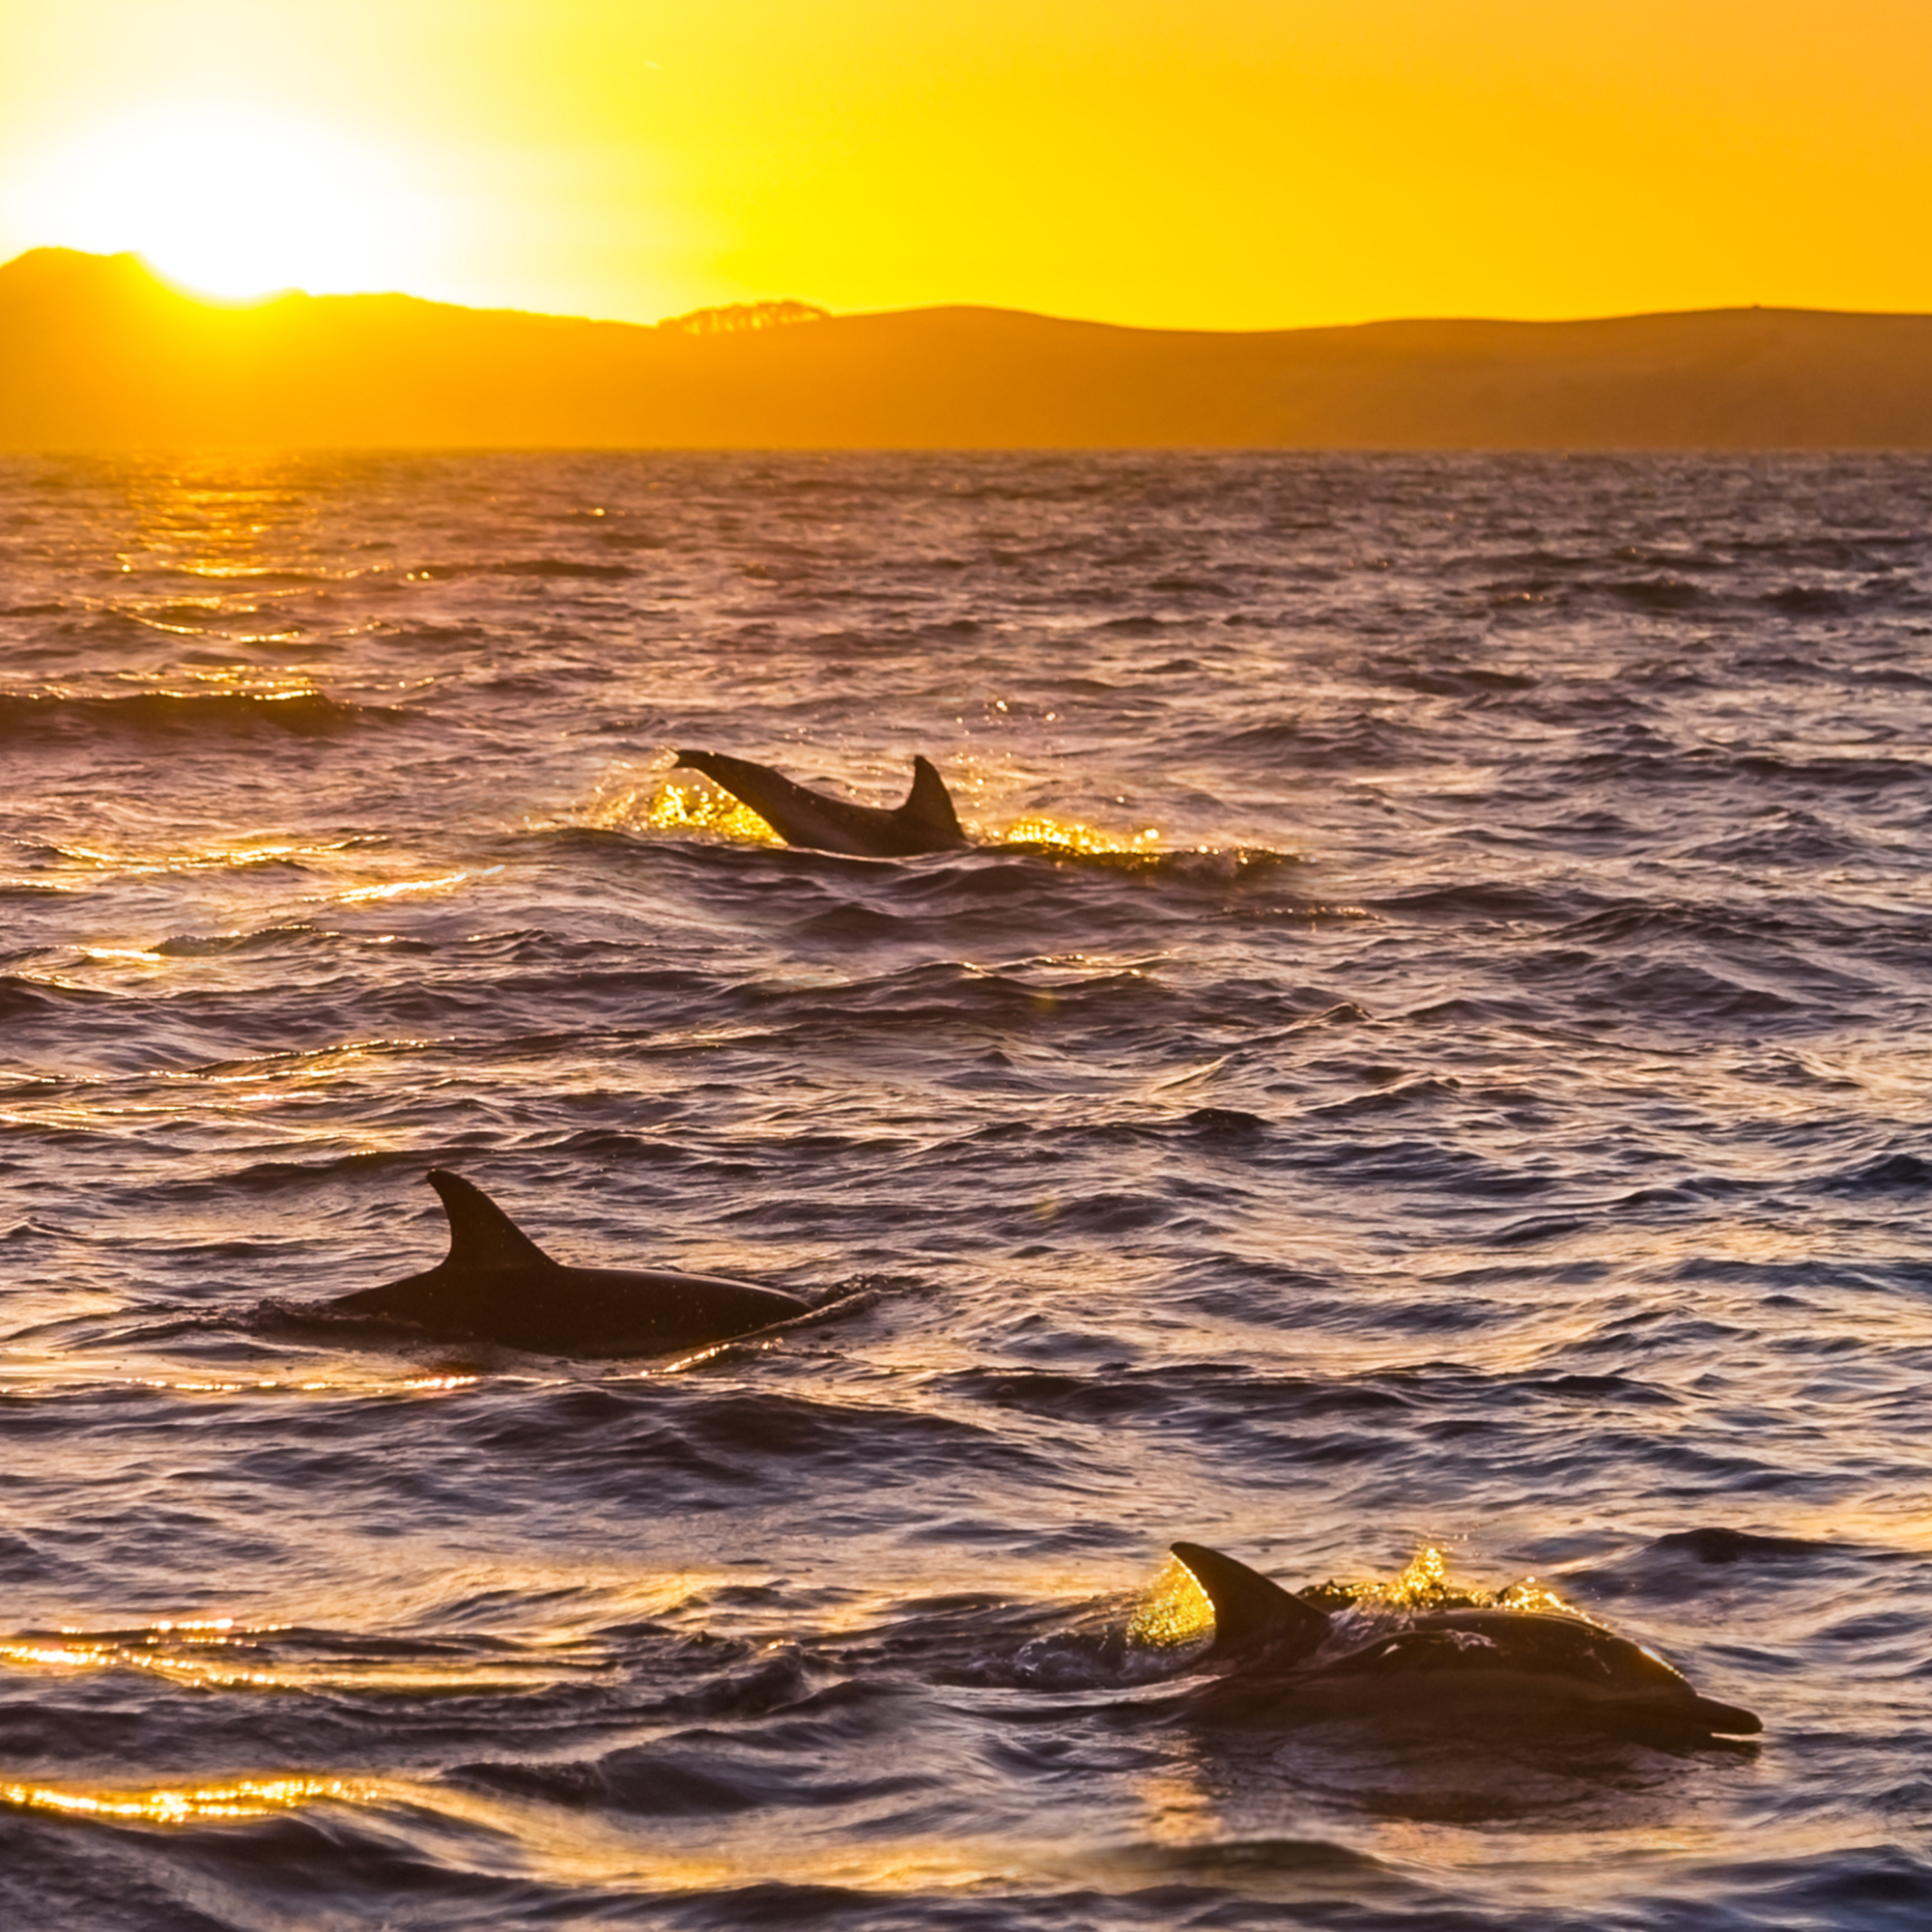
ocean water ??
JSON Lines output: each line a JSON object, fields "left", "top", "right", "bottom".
{"left": 2, "top": 449, "right": 1930, "bottom": 1930}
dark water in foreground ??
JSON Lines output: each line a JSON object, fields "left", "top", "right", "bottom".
{"left": 2, "top": 450, "right": 1930, "bottom": 1929}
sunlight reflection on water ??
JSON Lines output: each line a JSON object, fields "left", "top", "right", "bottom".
{"left": 3, "top": 451, "right": 1932, "bottom": 1927}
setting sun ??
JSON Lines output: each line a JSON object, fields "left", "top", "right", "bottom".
{"left": 8, "top": 104, "right": 437, "bottom": 300}
{"left": 5, "top": 0, "right": 1932, "bottom": 327}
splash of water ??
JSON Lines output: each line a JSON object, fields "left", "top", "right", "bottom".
{"left": 992, "top": 815, "right": 1163, "bottom": 858}
{"left": 1122, "top": 1556, "right": 1215, "bottom": 1654}
{"left": 594, "top": 778, "right": 785, "bottom": 843}
{"left": 1325, "top": 1546, "right": 1594, "bottom": 1628}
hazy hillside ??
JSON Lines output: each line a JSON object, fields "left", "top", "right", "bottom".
{"left": 5, "top": 247, "right": 1932, "bottom": 448}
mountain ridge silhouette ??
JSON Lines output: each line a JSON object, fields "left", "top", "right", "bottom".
{"left": 6, "top": 246, "right": 1932, "bottom": 448}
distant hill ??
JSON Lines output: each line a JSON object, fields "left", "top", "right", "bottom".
{"left": 5, "top": 247, "right": 1932, "bottom": 449}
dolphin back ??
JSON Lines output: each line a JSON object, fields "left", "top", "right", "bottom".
{"left": 1168, "top": 1545, "right": 1764, "bottom": 1739}
{"left": 898, "top": 755, "right": 967, "bottom": 845}
{"left": 426, "top": 1168, "right": 556, "bottom": 1272}
{"left": 1170, "top": 1542, "right": 1331, "bottom": 1661}
{"left": 330, "top": 1169, "right": 813, "bottom": 1356}
{"left": 673, "top": 747, "right": 970, "bottom": 856}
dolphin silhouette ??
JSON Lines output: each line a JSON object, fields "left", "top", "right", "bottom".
{"left": 1167, "top": 1542, "right": 1762, "bottom": 1738}
{"left": 673, "top": 748, "right": 971, "bottom": 857}
{"left": 328, "top": 1170, "right": 810, "bottom": 1356}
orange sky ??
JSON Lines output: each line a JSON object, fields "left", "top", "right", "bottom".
{"left": 2, "top": 0, "right": 1928, "bottom": 328}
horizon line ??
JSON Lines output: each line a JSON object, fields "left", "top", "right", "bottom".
{"left": 9, "top": 243, "right": 1932, "bottom": 340}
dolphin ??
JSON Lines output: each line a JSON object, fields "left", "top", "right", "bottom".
{"left": 1166, "top": 1542, "right": 1762, "bottom": 1739}
{"left": 672, "top": 748, "right": 972, "bottom": 857}
{"left": 327, "top": 1170, "right": 811, "bottom": 1356}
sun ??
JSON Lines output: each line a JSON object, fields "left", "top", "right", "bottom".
{"left": 10, "top": 104, "right": 438, "bottom": 300}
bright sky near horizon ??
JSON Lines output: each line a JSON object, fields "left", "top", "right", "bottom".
{"left": 1, "top": 0, "right": 1927, "bottom": 329}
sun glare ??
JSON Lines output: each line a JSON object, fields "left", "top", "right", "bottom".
{"left": 11, "top": 105, "right": 436, "bottom": 300}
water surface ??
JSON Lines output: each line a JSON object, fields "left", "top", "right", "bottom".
{"left": 2, "top": 451, "right": 1930, "bottom": 1929}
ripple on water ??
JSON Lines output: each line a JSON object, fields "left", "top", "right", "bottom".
{"left": 4, "top": 451, "right": 1932, "bottom": 1928}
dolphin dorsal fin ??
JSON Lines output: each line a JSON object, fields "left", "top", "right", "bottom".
{"left": 897, "top": 756, "right": 964, "bottom": 838}
{"left": 1170, "top": 1542, "right": 1331, "bottom": 1661}
{"left": 426, "top": 1170, "right": 556, "bottom": 1273}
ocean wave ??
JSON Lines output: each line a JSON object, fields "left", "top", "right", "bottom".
{"left": 4, "top": 449, "right": 1931, "bottom": 1932}
{"left": 0, "top": 688, "right": 399, "bottom": 740}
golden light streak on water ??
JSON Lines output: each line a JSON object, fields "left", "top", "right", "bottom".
{"left": 0, "top": 1639, "right": 277, "bottom": 1689}
{"left": 0, "top": 1630, "right": 609, "bottom": 1695}
{"left": 128, "top": 1376, "right": 480, "bottom": 1398}
{"left": 0, "top": 1367, "right": 485, "bottom": 1400}
{"left": 1129, "top": 1762, "right": 1220, "bottom": 1851}
{"left": 333, "top": 868, "right": 487, "bottom": 903}
{"left": 332, "top": 1775, "right": 1035, "bottom": 1897}
{"left": 0, "top": 1565, "right": 763, "bottom": 1701}
{"left": 0, "top": 1776, "right": 362, "bottom": 1824}
{"left": 52, "top": 838, "right": 361, "bottom": 877}
{"left": 1, "top": 1755, "right": 1791, "bottom": 1896}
